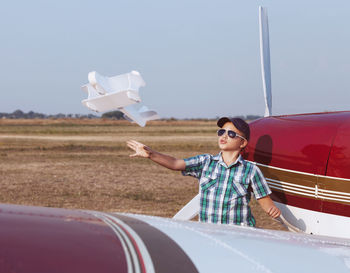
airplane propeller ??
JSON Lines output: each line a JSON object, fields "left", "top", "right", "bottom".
{"left": 259, "top": 6, "right": 272, "bottom": 117}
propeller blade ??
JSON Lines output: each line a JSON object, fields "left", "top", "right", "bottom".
{"left": 259, "top": 6, "right": 272, "bottom": 117}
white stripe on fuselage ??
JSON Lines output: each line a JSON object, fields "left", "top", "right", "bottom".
{"left": 87, "top": 211, "right": 155, "bottom": 273}
{"left": 249, "top": 161, "right": 350, "bottom": 203}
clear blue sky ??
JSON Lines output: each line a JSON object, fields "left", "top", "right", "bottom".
{"left": 1, "top": 1, "right": 350, "bottom": 118}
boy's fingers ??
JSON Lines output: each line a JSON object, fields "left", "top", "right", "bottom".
{"left": 127, "top": 140, "right": 145, "bottom": 149}
{"left": 127, "top": 140, "right": 138, "bottom": 147}
{"left": 127, "top": 143, "right": 149, "bottom": 157}
{"left": 127, "top": 140, "right": 136, "bottom": 146}
{"left": 128, "top": 140, "right": 143, "bottom": 146}
{"left": 127, "top": 140, "right": 143, "bottom": 151}
{"left": 127, "top": 143, "right": 137, "bottom": 151}
{"left": 275, "top": 210, "right": 281, "bottom": 218}
{"left": 268, "top": 207, "right": 276, "bottom": 217}
{"left": 126, "top": 140, "right": 150, "bottom": 158}
{"left": 269, "top": 207, "right": 281, "bottom": 218}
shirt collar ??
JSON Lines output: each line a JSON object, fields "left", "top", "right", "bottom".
{"left": 213, "top": 152, "right": 244, "bottom": 168}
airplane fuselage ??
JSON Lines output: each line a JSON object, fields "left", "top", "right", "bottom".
{"left": 244, "top": 111, "right": 350, "bottom": 238}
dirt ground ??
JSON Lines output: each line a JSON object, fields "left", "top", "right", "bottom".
{"left": 0, "top": 119, "right": 286, "bottom": 231}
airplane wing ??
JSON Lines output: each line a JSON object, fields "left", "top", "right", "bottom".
{"left": 82, "top": 84, "right": 141, "bottom": 112}
{"left": 81, "top": 70, "right": 159, "bottom": 126}
{"left": 1, "top": 203, "right": 350, "bottom": 273}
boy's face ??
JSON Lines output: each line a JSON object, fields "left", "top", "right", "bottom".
{"left": 218, "top": 122, "right": 248, "bottom": 152}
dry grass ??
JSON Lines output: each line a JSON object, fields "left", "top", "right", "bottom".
{"left": 0, "top": 119, "right": 286, "bottom": 231}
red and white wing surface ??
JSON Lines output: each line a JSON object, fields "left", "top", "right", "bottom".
{"left": 1, "top": 204, "right": 350, "bottom": 273}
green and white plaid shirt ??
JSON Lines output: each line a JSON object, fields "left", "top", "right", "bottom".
{"left": 182, "top": 153, "right": 271, "bottom": 226}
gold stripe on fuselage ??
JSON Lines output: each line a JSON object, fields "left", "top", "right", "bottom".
{"left": 250, "top": 161, "right": 350, "bottom": 205}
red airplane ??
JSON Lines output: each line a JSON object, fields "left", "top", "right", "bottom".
{"left": 244, "top": 110, "right": 350, "bottom": 238}
{"left": 244, "top": 7, "right": 350, "bottom": 239}
{"left": 1, "top": 6, "right": 349, "bottom": 273}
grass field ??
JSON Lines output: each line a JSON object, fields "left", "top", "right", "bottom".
{"left": 0, "top": 118, "right": 286, "bottom": 231}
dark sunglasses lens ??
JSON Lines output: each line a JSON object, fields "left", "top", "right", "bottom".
{"left": 217, "top": 129, "right": 226, "bottom": 136}
{"left": 227, "top": 130, "right": 236, "bottom": 138}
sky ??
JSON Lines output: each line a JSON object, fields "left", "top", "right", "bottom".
{"left": 1, "top": 1, "right": 350, "bottom": 119}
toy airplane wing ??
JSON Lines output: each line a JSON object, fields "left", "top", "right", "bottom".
{"left": 81, "top": 84, "right": 141, "bottom": 112}
{"left": 81, "top": 70, "right": 159, "bottom": 127}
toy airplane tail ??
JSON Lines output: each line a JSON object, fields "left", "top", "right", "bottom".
{"left": 121, "top": 105, "right": 160, "bottom": 127}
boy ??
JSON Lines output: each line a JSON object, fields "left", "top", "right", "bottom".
{"left": 127, "top": 117, "right": 280, "bottom": 226}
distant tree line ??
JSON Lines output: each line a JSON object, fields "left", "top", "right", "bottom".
{"left": 101, "top": 110, "right": 125, "bottom": 120}
{"left": 0, "top": 110, "right": 127, "bottom": 120}
{"left": 0, "top": 110, "right": 99, "bottom": 119}
{"left": 0, "top": 110, "right": 262, "bottom": 121}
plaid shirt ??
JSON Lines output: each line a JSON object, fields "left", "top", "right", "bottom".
{"left": 182, "top": 153, "right": 271, "bottom": 226}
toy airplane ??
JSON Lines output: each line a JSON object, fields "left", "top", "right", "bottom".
{"left": 81, "top": 70, "right": 159, "bottom": 127}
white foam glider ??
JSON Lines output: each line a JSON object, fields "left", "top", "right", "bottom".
{"left": 81, "top": 70, "right": 159, "bottom": 127}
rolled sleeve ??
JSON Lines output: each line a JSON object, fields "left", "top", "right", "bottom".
{"left": 181, "top": 154, "right": 209, "bottom": 179}
{"left": 250, "top": 165, "right": 272, "bottom": 199}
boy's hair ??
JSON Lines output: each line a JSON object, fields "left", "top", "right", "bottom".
{"left": 217, "top": 117, "right": 250, "bottom": 141}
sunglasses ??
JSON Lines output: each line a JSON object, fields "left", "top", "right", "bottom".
{"left": 217, "top": 129, "right": 246, "bottom": 140}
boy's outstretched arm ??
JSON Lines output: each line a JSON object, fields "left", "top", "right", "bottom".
{"left": 127, "top": 140, "right": 186, "bottom": 171}
{"left": 257, "top": 195, "right": 281, "bottom": 218}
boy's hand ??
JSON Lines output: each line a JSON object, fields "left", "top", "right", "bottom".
{"left": 127, "top": 140, "right": 185, "bottom": 170}
{"left": 257, "top": 196, "right": 281, "bottom": 219}
{"left": 127, "top": 140, "right": 151, "bottom": 158}
{"left": 267, "top": 206, "right": 281, "bottom": 218}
